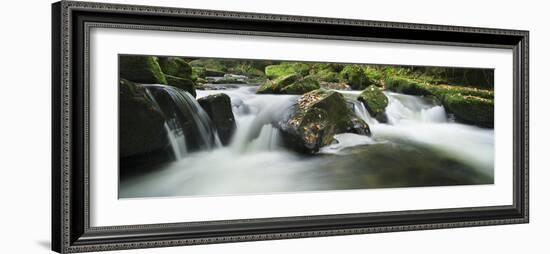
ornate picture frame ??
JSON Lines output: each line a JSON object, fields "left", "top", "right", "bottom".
{"left": 52, "top": 1, "right": 529, "bottom": 253}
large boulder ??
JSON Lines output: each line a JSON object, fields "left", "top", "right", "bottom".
{"left": 119, "top": 79, "right": 172, "bottom": 174}
{"left": 198, "top": 93, "right": 237, "bottom": 146}
{"left": 277, "top": 90, "right": 371, "bottom": 154}
{"left": 158, "top": 57, "right": 192, "bottom": 79}
{"left": 257, "top": 74, "right": 320, "bottom": 95}
{"left": 119, "top": 55, "right": 167, "bottom": 84}
{"left": 442, "top": 94, "right": 494, "bottom": 128}
{"left": 358, "top": 86, "right": 389, "bottom": 122}
{"left": 165, "top": 75, "right": 196, "bottom": 97}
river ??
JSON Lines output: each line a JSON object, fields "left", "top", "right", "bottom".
{"left": 119, "top": 84, "right": 494, "bottom": 198}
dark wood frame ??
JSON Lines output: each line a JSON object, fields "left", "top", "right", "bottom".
{"left": 52, "top": 1, "right": 529, "bottom": 253}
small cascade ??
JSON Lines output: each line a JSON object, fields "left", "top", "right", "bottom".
{"left": 142, "top": 84, "right": 221, "bottom": 157}
{"left": 247, "top": 124, "right": 281, "bottom": 152}
{"left": 384, "top": 92, "right": 447, "bottom": 124}
{"left": 349, "top": 100, "right": 378, "bottom": 125}
{"left": 163, "top": 121, "right": 187, "bottom": 160}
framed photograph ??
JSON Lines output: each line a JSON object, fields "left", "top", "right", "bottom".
{"left": 52, "top": 1, "right": 529, "bottom": 253}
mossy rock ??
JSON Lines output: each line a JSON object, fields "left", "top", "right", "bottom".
{"left": 277, "top": 90, "right": 371, "bottom": 154}
{"left": 165, "top": 75, "right": 196, "bottom": 97}
{"left": 265, "top": 62, "right": 310, "bottom": 79}
{"left": 257, "top": 73, "right": 302, "bottom": 94}
{"left": 119, "top": 55, "right": 167, "bottom": 84}
{"left": 280, "top": 77, "right": 320, "bottom": 94}
{"left": 443, "top": 94, "right": 494, "bottom": 127}
{"left": 233, "top": 64, "right": 266, "bottom": 78}
{"left": 158, "top": 57, "right": 192, "bottom": 79}
{"left": 358, "top": 86, "right": 389, "bottom": 121}
{"left": 188, "top": 59, "right": 228, "bottom": 72}
{"left": 119, "top": 79, "right": 172, "bottom": 174}
{"left": 191, "top": 67, "right": 225, "bottom": 80}
{"left": 384, "top": 76, "right": 431, "bottom": 95}
{"left": 339, "top": 65, "right": 375, "bottom": 90}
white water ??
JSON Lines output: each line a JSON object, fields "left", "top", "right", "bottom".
{"left": 120, "top": 85, "right": 494, "bottom": 198}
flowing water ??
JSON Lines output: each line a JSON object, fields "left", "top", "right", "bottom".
{"left": 120, "top": 84, "right": 494, "bottom": 198}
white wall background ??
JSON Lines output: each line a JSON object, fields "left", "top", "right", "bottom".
{"left": 0, "top": 0, "right": 546, "bottom": 253}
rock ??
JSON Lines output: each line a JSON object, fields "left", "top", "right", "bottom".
{"left": 442, "top": 94, "right": 494, "bottom": 128}
{"left": 277, "top": 90, "right": 371, "bottom": 154}
{"left": 339, "top": 65, "right": 375, "bottom": 90}
{"left": 198, "top": 93, "right": 237, "bottom": 145}
{"left": 384, "top": 76, "right": 431, "bottom": 95}
{"left": 265, "top": 62, "right": 310, "bottom": 79}
{"left": 358, "top": 86, "right": 389, "bottom": 122}
{"left": 192, "top": 67, "right": 225, "bottom": 79}
{"left": 165, "top": 75, "right": 196, "bottom": 97}
{"left": 118, "top": 79, "right": 172, "bottom": 174}
{"left": 119, "top": 55, "right": 167, "bottom": 84}
{"left": 280, "top": 77, "right": 320, "bottom": 95}
{"left": 319, "top": 82, "right": 351, "bottom": 90}
{"left": 257, "top": 74, "right": 319, "bottom": 94}
{"left": 158, "top": 57, "right": 192, "bottom": 79}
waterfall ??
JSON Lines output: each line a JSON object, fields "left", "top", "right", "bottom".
{"left": 142, "top": 84, "right": 221, "bottom": 159}
{"left": 163, "top": 121, "right": 187, "bottom": 160}
{"left": 384, "top": 92, "right": 447, "bottom": 124}
{"left": 121, "top": 84, "right": 495, "bottom": 198}
{"left": 349, "top": 100, "right": 378, "bottom": 125}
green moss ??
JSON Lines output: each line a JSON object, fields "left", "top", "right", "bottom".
{"left": 384, "top": 76, "right": 431, "bottom": 95}
{"left": 443, "top": 94, "right": 494, "bottom": 127}
{"left": 191, "top": 67, "right": 225, "bottom": 80}
{"left": 358, "top": 86, "right": 389, "bottom": 119}
{"left": 158, "top": 57, "right": 192, "bottom": 79}
{"left": 188, "top": 59, "right": 228, "bottom": 72}
{"left": 257, "top": 74, "right": 320, "bottom": 95}
{"left": 265, "top": 62, "right": 310, "bottom": 79}
{"left": 280, "top": 77, "right": 320, "bottom": 94}
{"left": 165, "top": 75, "right": 196, "bottom": 97}
{"left": 339, "top": 65, "right": 375, "bottom": 90}
{"left": 119, "top": 55, "right": 167, "bottom": 84}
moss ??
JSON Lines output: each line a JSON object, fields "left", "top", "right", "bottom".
{"left": 233, "top": 64, "right": 266, "bottom": 78}
{"left": 265, "top": 62, "right": 310, "bottom": 79}
{"left": 257, "top": 74, "right": 320, "bottom": 95}
{"left": 191, "top": 67, "right": 225, "bottom": 80}
{"left": 165, "top": 75, "right": 196, "bottom": 97}
{"left": 158, "top": 57, "right": 192, "bottom": 79}
{"left": 358, "top": 86, "right": 389, "bottom": 119}
{"left": 119, "top": 55, "right": 167, "bottom": 84}
{"left": 280, "top": 77, "right": 320, "bottom": 94}
{"left": 339, "top": 65, "right": 375, "bottom": 90}
{"left": 188, "top": 59, "right": 228, "bottom": 72}
{"left": 443, "top": 94, "right": 494, "bottom": 127}
{"left": 384, "top": 76, "right": 431, "bottom": 95}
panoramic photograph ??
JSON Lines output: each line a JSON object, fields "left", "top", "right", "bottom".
{"left": 118, "top": 54, "right": 495, "bottom": 198}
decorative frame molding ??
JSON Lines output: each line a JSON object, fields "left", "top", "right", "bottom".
{"left": 52, "top": 1, "right": 529, "bottom": 253}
